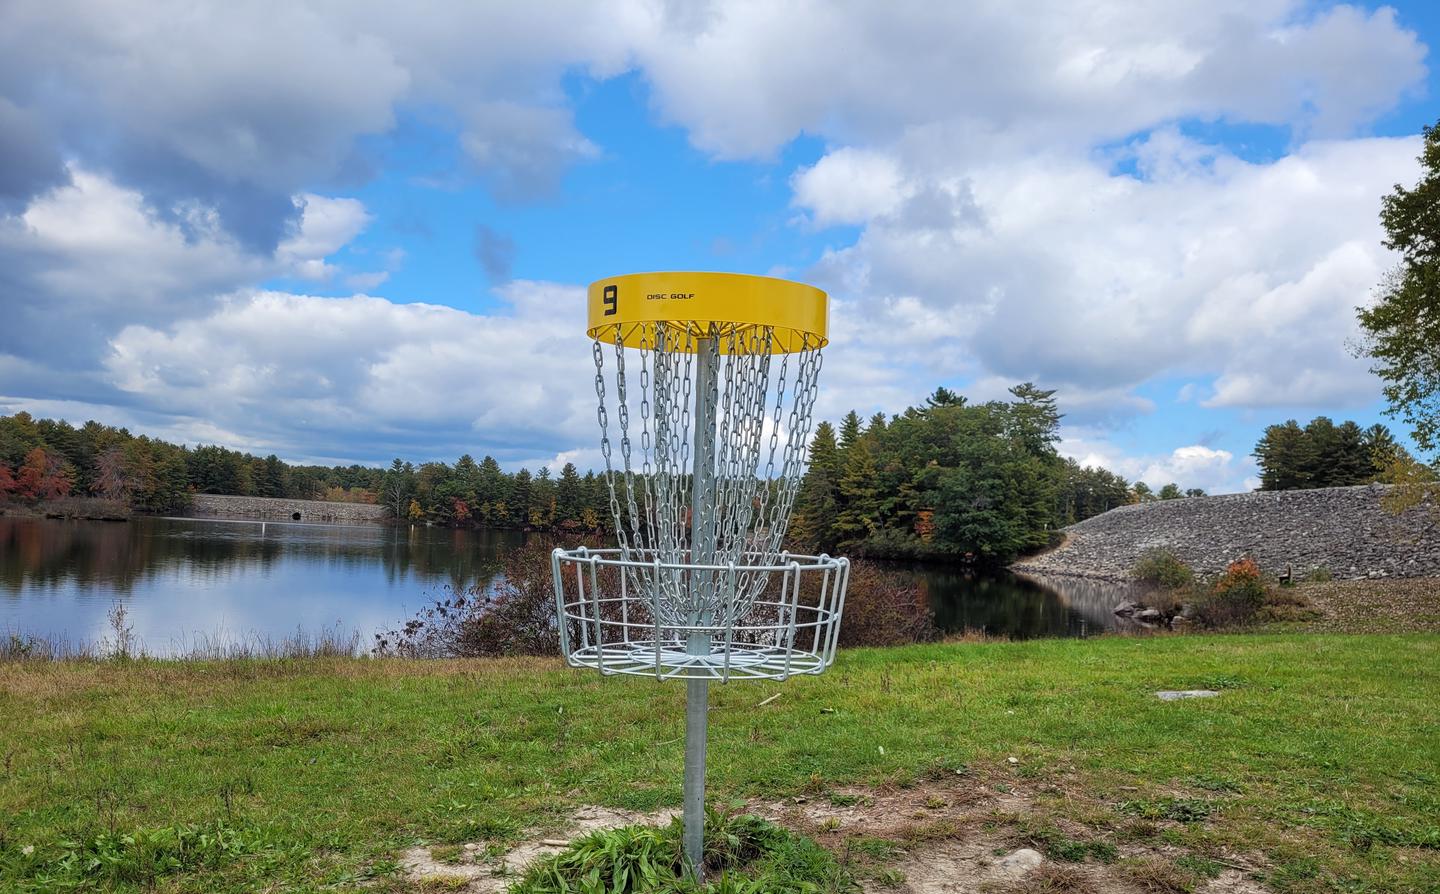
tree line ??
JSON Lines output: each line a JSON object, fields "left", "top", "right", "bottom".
{"left": 4, "top": 385, "right": 1168, "bottom": 560}
{"left": 0, "top": 412, "right": 620, "bottom": 533}
{"left": 788, "top": 385, "right": 1156, "bottom": 565}
{"left": 1253, "top": 416, "right": 1411, "bottom": 491}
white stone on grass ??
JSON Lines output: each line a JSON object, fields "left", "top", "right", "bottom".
{"left": 1156, "top": 689, "right": 1220, "bottom": 701}
{"left": 996, "top": 847, "right": 1045, "bottom": 877}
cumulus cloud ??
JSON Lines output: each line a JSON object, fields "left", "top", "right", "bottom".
{"left": 800, "top": 134, "right": 1417, "bottom": 420}
{"left": 0, "top": 166, "right": 380, "bottom": 412}
{"left": 629, "top": 1, "right": 1424, "bottom": 159}
{"left": 277, "top": 194, "right": 375, "bottom": 281}
{"left": 1065, "top": 440, "right": 1254, "bottom": 495}
{"left": 0, "top": 0, "right": 634, "bottom": 246}
{"left": 100, "top": 282, "right": 599, "bottom": 465}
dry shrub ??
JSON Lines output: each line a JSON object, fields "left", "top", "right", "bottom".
{"left": 375, "top": 536, "right": 597, "bottom": 658}
{"left": 1193, "top": 558, "right": 1269, "bottom": 627}
{"left": 828, "top": 560, "right": 938, "bottom": 647}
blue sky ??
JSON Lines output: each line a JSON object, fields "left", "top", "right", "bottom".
{"left": 1, "top": 1, "right": 1437, "bottom": 492}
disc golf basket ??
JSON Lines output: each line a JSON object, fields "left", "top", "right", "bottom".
{"left": 551, "top": 272, "right": 850, "bottom": 878}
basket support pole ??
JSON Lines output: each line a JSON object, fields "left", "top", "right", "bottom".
{"left": 683, "top": 334, "right": 718, "bottom": 879}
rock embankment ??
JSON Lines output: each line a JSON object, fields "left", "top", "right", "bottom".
{"left": 1012, "top": 484, "right": 1439, "bottom": 581}
{"left": 186, "top": 494, "right": 387, "bottom": 524}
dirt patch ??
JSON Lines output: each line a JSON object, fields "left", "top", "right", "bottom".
{"left": 399, "top": 772, "right": 1271, "bottom": 893}
{"left": 761, "top": 772, "right": 1270, "bottom": 894}
{"left": 398, "top": 805, "right": 679, "bottom": 892}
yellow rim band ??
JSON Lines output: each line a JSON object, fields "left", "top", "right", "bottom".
{"left": 586, "top": 272, "right": 828, "bottom": 354}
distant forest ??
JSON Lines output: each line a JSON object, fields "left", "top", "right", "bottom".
{"left": 2, "top": 385, "right": 1194, "bottom": 562}
{"left": 1253, "top": 416, "right": 1415, "bottom": 490}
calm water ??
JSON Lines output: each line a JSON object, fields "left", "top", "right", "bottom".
{"left": 0, "top": 516, "right": 1140, "bottom": 653}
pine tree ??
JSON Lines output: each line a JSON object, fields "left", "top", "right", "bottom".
{"left": 1255, "top": 420, "right": 1316, "bottom": 490}
{"left": 838, "top": 411, "right": 863, "bottom": 452}
{"left": 556, "top": 462, "right": 583, "bottom": 525}
{"left": 867, "top": 412, "right": 888, "bottom": 439}
{"left": 833, "top": 440, "right": 880, "bottom": 547}
{"left": 791, "top": 422, "right": 842, "bottom": 552}
{"left": 1006, "top": 382, "right": 1061, "bottom": 457}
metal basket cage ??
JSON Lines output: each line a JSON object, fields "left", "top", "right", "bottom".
{"left": 552, "top": 547, "right": 849, "bottom": 682}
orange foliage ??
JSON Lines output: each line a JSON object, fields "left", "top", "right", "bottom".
{"left": 14, "top": 447, "right": 71, "bottom": 503}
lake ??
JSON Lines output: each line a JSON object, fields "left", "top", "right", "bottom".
{"left": 0, "top": 516, "right": 1141, "bottom": 654}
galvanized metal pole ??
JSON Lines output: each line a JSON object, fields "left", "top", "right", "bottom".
{"left": 683, "top": 334, "right": 718, "bottom": 879}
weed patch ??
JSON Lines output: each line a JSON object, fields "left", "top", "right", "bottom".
{"left": 509, "top": 810, "right": 856, "bottom": 893}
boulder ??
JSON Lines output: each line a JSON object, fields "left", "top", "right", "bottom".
{"left": 1113, "top": 600, "right": 1139, "bottom": 616}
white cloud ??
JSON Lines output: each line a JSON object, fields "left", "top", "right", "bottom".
{"left": 799, "top": 134, "right": 1417, "bottom": 415}
{"left": 791, "top": 149, "right": 907, "bottom": 226}
{"left": 277, "top": 194, "right": 374, "bottom": 281}
{"left": 629, "top": 1, "right": 1424, "bottom": 159}
{"left": 1064, "top": 440, "right": 1253, "bottom": 494}
{"left": 100, "top": 282, "right": 600, "bottom": 465}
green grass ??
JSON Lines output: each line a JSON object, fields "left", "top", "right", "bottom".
{"left": 1, "top": 633, "right": 1437, "bottom": 892}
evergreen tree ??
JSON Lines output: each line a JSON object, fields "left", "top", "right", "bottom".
{"left": 556, "top": 463, "right": 583, "bottom": 525}
{"left": 1332, "top": 421, "right": 1376, "bottom": 485}
{"left": 1255, "top": 420, "right": 1316, "bottom": 490}
{"left": 866, "top": 412, "right": 888, "bottom": 439}
{"left": 1006, "top": 382, "right": 1061, "bottom": 457}
{"left": 924, "top": 386, "right": 966, "bottom": 409}
{"left": 833, "top": 439, "right": 881, "bottom": 546}
{"left": 1363, "top": 424, "right": 1406, "bottom": 473}
{"left": 258, "top": 454, "right": 287, "bottom": 498}
{"left": 511, "top": 468, "right": 533, "bottom": 527}
{"left": 791, "top": 422, "right": 842, "bottom": 551}
{"left": 838, "top": 410, "right": 864, "bottom": 452}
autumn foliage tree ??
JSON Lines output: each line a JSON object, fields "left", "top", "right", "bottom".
{"left": 13, "top": 447, "right": 72, "bottom": 503}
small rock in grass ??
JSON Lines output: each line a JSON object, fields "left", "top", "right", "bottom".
{"left": 997, "top": 847, "right": 1045, "bottom": 877}
{"left": 1156, "top": 689, "right": 1220, "bottom": 701}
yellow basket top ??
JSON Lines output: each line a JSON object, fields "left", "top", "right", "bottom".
{"left": 586, "top": 272, "right": 828, "bottom": 354}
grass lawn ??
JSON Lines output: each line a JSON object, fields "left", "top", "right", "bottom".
{"left": 1, "top": 633, "right": 1437, "bottom": 892}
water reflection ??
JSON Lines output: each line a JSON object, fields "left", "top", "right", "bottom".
{"left": 1, "top": 517, "right": 1145, "bottom": 653}
{"left": 0, "top": 516, "right": 522, "bottom": 652}
{"left": 911, "top": 566, "right": 1143, "bottom": 638}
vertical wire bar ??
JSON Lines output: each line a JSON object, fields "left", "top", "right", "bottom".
{"left": 553, "top": 549, "right": 570, "bottom": 663}
{"left": 826, "top": 559, "right": 850, "bottom": 667}
{"left": 653, "top": 557, "right": 664, "bottom": 677}
{"left": 589, "top": 556, "right": 604, "bottom": 673}
{"left": 781, "top": 561, "right": 801, "bottom": 680}
{"left": 575, "top": 549, "right": 590, "bottom": 651}
{"left": 722, "top": 561, "right": 737, "bottom": 683}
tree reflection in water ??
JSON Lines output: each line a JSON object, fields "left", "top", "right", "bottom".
{"left": 1, "top": 517, "right": 1146, "bottom": 650}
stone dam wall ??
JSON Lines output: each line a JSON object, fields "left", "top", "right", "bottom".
{"left": 186, "top": 494, "right": 387, "bottom": 525}
{"left": 1012, "top": 484, "right": 1440, "bottom": 581}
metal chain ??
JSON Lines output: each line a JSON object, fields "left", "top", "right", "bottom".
{"left": 590, "top": 321, "right": 822, "bottom": 624}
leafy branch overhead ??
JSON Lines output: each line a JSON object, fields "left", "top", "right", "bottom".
{"left": 1359, "top": 119, "right": 1440, "bottom": 456}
